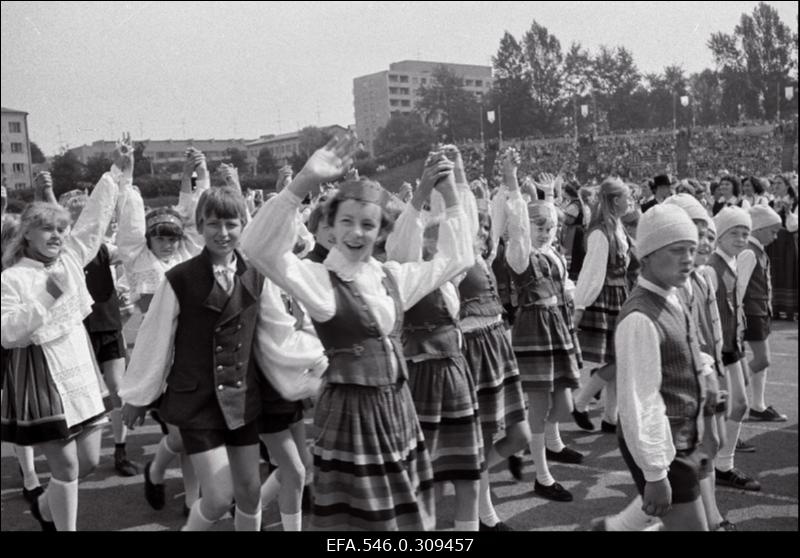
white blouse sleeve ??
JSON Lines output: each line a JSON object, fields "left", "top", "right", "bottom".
{"left": 66, "top": 169, "right": 120, "bottom": 267}
{"left": 176, "top": 174, "right": 210, "bottom": 252}
{"left": 115, "top": 182, "right": 148, "bottom": 266}
{"left": 384, "top": 205, "right": 475, "bottom": 311}
{"left": 489, "top": 184, "right": 509, "bottom": 255}
{"left": 385, "top": 204, "right": 424, "bottom": 263}
{"left": 503, "top": 189, "right": 531, "bottom": 275}
{"left": 574, "top": 229, "right": 609, "bottom": 310}
{"left": 1, "top": 272, "right": 57, "bottom": 348}
{"left": 240, "top": 189, "right": 337, "bottom": 323}
{"left": 119, "top": 279, "right": 179, "bottom": 406}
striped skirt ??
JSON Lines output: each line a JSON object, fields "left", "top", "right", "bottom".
{"left": 578, "top": 284, "right": 627, "bottom": 364}
{"left": 311, "top": 381, "right": 435, "bottom": 531}
{"left": 1, "top": 345, "right": 109, "bottom": 446}
{"left": 512, "top": 306, "right": 581, "bottom": 392}
{"left": 407, "top": 356, "right": 484, "bottom": 482}
{"left": 461, "top": 321, "right": 528, "bottom": 444}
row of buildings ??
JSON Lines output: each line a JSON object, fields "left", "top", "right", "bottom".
{"left": 2, "top": 60, "right": 492, "bottom": 190}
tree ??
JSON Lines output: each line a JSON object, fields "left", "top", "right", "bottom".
{"left": 84, "top": 153, "right": 113, "bottom": 185}
{"left": 29, "top": 141, "right": 46, "bottom": 164}
{"left": 298, "top": 126, "right": 335, "bottom": 158}
{"left": 133, "top": 142, "right": 152, "bottom": 177}
{"left": 256, "top": 147, "right": 277, "bottom": 176}
{"left": 49, "top": 151, "right": 84, "bottom": 198}
{"left": 522, "top": 20, "right": 564, "bottom": 134}
{"left": 689, "top": 69, "right": 722, "bottom": 126}
{"left": 416, "top": 65, "right": 482, "bottom": 142}
{"left": 225, "top": 147, "right": 250, "bottom": 176}
{"left": 373, "top": 113, "right": 436, "bottom": 166}
{"left": 489, "top": 32, "right": 536, "bottom": 139}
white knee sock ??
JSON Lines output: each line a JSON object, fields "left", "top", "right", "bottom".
{"left": 182, "top": 499, "right": 216, "bottom": 531}
{"left": 602, "top": 378, "right": 618, "bottom": 424}
{"left": 478, "top": 472, "right": 500, "bottom": 526}
{"left": 716, "top": 420, "right": 742, "bottom": 472}
{"left": 15, "top": 445, "right": 40, "bottom": 490}
{"left": 544, "top": 421, "right": 565, "bottom": 453}
{"left": 47, "top": 477, "right": 79, "bottom": 531}
{"left": 235, "top": 505, "right": 263, "bottom": 532}
{"left": 605, "top": 496, "right": 653, "bottom": 531}
{"left": 751, "top": 370, "right": 767, "bottom": 412}
{"left": 110, "top": 408, "right": 126, "bottom": 445}
{"left": 179, "top": 454, "right": 200, "bottom": 507}
{"left": 486, "top": 446, "right": 503, "bottom": 469}
{"left": 260, "top": 470, "right": 281, "bottom": 507}
{"left": 530, "top": 433, "right": 555, "bottom": 486}
{"left": 575, "top": 373, "right": 607, "bottom": 412}
{"left": 280, "top": 511, "right": 302, "bottom": 531}
{"left": 454, "top": 519, "right": 479, "bottom": 531}
{"left": 150, "top": 436, "right": 178, "bottom": 483}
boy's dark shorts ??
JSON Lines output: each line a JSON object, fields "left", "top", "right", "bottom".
{"left": 257, "top": 407, "right": 303, "bottom": 434}
{"left": 743, "top": 315, "right": 770, "bottom": 342}
{"left": 180, "top": 420, "right": 259, "bottom": 455}
{"left": 89, "top": 330, "right": 127, "bottom": 364}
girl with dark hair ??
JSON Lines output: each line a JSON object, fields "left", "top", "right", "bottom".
{"left": 712, "top": 175, "right": 750, "bottom": 216}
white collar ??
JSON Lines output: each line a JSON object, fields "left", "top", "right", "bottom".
{"left": 324, "top": 246, "right": 382, "bottom": 282}
{"left": 638, "top": 276, "right": 677, "bottom": 300}
{"left": 714, "top": 247, "right": 737, "bottom": 271}
{"left": 212, "top": 253, "right": 238, "bottom": 274}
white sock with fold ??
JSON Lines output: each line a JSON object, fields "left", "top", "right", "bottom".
{"left": 150, "top": 436, "right": 178, "bottom": 484}
{"left": 751, "top": 370, "right": 767, "bottom": 412}
{"left": 478, "top": 472, "right": 500, "bottom": 526}
{"left": 605, "top": 496, "right": 653, "bottom": 531}
{"left": 235, "top": 505, "right": 262, "bottom": 532}
{"left": 602, "top": 378, "right": 618, "bottom": 424}
{"left": 47, "top": 477, "right": 78, "bottom": 531}
{"left": 716, "top": 420, "right": 742, "bottom": 472}
{"left": 544, "top": 421, "right": 565, "bottom": 453}
{"left": 179, "top": 454, "right": 200, "bottom": 508}
{"left": 182, "top": 499, "right": 216, "bottom": 531}
{"left": 575, "top": 373, "right": 607, "bottom": 412}
{"left": 530, "top": 433, "right": 555, "bottom": 486}
{"left": 454, "top": 519, "right": 479, "bottom": 531}
{"left": 15, "top": 445, "right": 40, "bottom": 490}
{"left": 260, "top": 470, "right": 281, "bottom": 507}
{"left": 280, "top": 511, "right": 302, "bottom": 531}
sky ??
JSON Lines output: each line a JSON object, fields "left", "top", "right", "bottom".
{"left": 2, "top": 1, "right": 797, "bottom": 156}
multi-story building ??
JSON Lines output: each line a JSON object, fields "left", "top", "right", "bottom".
{"left": 246, "top": 124, "right": 349, "bottom": 169}
{"left": 68, "top": 138, "right": 254, "bottom": 171}
{"left": 353, "top": 60, "right": 492, "bottom": 153}
{"left": 1, "top": 107, "right": 34, "bottom": 190}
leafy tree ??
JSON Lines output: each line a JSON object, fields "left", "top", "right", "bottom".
{"left": 689, "top": 69, "right": 722, "bottom": 126}
{"left": 29, "top": 141, "right": 46, "bottom": 164}
{"left": 133, "top": 141, "right": 152, "bottom": 177}
{"left": 49, "top": 151, "right": 84, "bottom": 198}
{"left": 224, "top": 147, "right": 250, "bottom": 175}
{"left": 522, "top": 20, "right": 564, "bottom": 134}
{"left": 416, "top": 65, "right": 482, "bottom": 142}
{"left": 256, "top": 147, "right": 277, "bottom": 175}
{"left": 373, "top": 113, "right": 436, "bottom": 165}
{"left": 84, "top": 153, "right": 114, "bottom": 185}
{"left": 298, "top": 126, "right": 335, "bottom": 158}
{"left": 489, "top": 32, "right": 536, "bottom": 139}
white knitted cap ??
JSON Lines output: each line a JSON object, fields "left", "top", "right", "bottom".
{"left": 636, "top": 204, "right": 698, "bottom": 258}
{"left": 713, "top": 206, "right": 752, "bottom": 239}
{"left": 663, "top": 193, "right": 710, "bottom": 224}
{"left": 749, "top": 205, "right": 782, "bottom": 231}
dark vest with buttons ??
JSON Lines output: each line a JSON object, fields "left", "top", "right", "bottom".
{"left": 618, "top": 286, "right": 704, "bottom": 451}
{"left": 587, "top": 225, "right": 630, "bottom": 287}
{"left": 161, "top": 249, "right": 265, "bottom": 430}
{"left": 742, "top": 241, "right": 771, "bottom": 318}
{"left": 403, "top": 287, "right": 461, "bottom": 360}
{"left": 83, "top": 244, "right": 122, "bottom": 332}
{"left": 491, "top": 239, "right": 514, "bottom": 306}
{"left": 679, "top": 271, "right": 724, "bottom": 378}
{"left": 510, "top": 251, "right": 560, "bottom": 308}
{"left": 708, "top": 252, "right": 743, "bottom": 354}
{"left": 458, "top": 259, "right": 504, "bottom": 319}
{"left": 311, "top": 269, "right": 408, "bottom": 386}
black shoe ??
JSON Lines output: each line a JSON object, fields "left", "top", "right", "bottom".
{"left": 715, "top": 468, "right": 761, "bottom": 491}
{"left": 144, "top": 461, "right": 166, "bottom": 510}
{"left": 589, "top": 368, "right": 602, "bottom": 400}
{"left": 600, "top": 420, "right": 617, "bottom": 434}
{"left": 507, "top": 454, "right": 524, "bottom": 481}
{"left": 533, "top": 479, "right": 573, "bottom": 502}
{"left": 115, "top": 447, "right": 141, "bottom": 477}
{"left": 22, "top": 485, "right": 44, "bottom": 504}
{"left": 572, "top": 409, "right": 595, "bottom": 431}
{"left": 479, "top": 520, "right": 513, "bottom": 531}
{"left": 735, "top": 439, "right": 756, "bottom": 453}
{"left": 716, "top": 519, "right": 737, "bottom": 531}
{"left": 749, "top": 406, "right": 788, "bottom": 422}
{"left": 30, "top": 494, "right": 56, "bottom": 531}
{"left": 546, "top": 446, "right": 584, "bottom": 464}
{"left": 301, "top": 485, "right": 314, "bottom": 513}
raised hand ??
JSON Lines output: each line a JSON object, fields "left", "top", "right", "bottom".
{"left": 219, "top": 162, "right": 240, "bottom": 190}
{"left": 112, "top": 132, "right": 134, "bottom": 176}
{"left": 276, "top": 165, "right": 294, "bottom": 191}
{"left": 501, "top": 147, "right": 520, "bottom": 185}
{"left": 33, "top": 171, "right": 54, "bottom": 200}
{"left": 398, "top": 181, "right": 413, "bottom": 203}
{"left": 299, "top": 132, "right": 358, "bottom": 184}
{"left": 344, "top": 167, "right": 360, "bottom": 181}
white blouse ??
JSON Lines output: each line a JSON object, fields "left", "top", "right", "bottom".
{"left": 574, "top": 222, "right": 629, "bottom": 310}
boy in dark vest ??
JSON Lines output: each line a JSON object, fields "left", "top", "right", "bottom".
{"left": 740, "top": 206, "right": 786, "bottom": 422}
{"left": 616, "top": 204, "right": 709, "bottom": 530}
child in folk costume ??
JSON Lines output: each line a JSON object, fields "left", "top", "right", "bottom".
{"left": 504, "top": 181, "right": 583, "bottom": 502}
{"left": 115, "top": 148, "right": 209, "bottom": 515}
{"left": 1, "top": 139, "right": 129, "bottom": 530}
{"left": 460, "top": 148, "right": 531, "bottom": 530}
{"left": 617, "top": 204, "right": 709, "bottom": 531}
{"left": 384, "top": 150, "right": 484, "bottom": 531}
{"left": 572, "top": 178, "right": 634, "bottom": 433}
{"left": 240, "top": 134, "right": 474, "bottom": 530}
{"left": 704, "top": 207, "right": 760, "bottom": 491}
{"left": 741, "top": 206, "right": 786, "bottom": 422}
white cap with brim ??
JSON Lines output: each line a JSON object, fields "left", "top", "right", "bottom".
{"left": 749, "top": 205, "right": 782, "bottom": 231}
{"left": 636, "top": 204, "right": 698, "bottom": 258}
{"left": 713, "top": 206, "right": 752, "bottom": 239}
{"left": 663, "top": 193, "right": 710, "bottom": 225}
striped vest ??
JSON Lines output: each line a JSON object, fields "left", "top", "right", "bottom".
{"left": 708, "top": 253, "right": 744, "bottom": 354}
{"left": 510, "top": 251, "right": 559, "bottom": 307}
{"left": 587, "top": 225, "right": 630, "bottom": 287}
{"left": 403, "top": 288, "right": 461, "bottom": 360}
{"left": 311, "top": 270, "right": 408, "bottom": 387}
{"left": 679, "top": 271, "right": 724, "bottom": 378}
{"left": 618, "top": 286, "right": 703, "bottom": 451}
{"left": 742, "top": 242, "right": 772, "bottom": 318}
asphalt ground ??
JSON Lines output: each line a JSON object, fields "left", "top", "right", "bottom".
{"left": 2, "top": 319, "right": 797, "bottom": 533}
